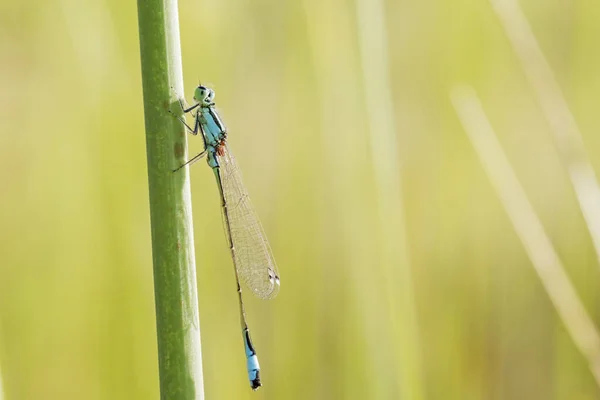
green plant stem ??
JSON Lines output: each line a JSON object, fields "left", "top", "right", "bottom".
{"left": 137, "top": 1, "right": 204, "bottom": 399}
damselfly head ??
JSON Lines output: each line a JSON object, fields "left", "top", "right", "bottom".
{"left": 192, "top": 85, "right": 206, "bottom": 102}
{"left": 193, "top": 85, "right": 215, "bottom": 106}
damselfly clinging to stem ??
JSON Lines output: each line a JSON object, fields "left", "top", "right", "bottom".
{"left": 171, "top": 85, "right": 280, "bottom": 390}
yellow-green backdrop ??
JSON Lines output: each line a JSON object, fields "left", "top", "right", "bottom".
{"left": 1, "top": 0, "right": 600, "bottom": 399}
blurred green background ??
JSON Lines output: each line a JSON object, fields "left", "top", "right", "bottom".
{"left": 2, "top": 0, "right": 600, "bottom": 398}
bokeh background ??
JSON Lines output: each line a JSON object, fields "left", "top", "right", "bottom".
{"left": 2, "top": 0, "right": 600, "bottom": 399}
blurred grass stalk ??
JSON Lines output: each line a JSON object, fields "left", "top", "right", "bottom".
{"left": 451, "top": 85, "right": 600, "bottom": 388}
{"left": 490, "top": 0, "right": 600, "bottom": 266}
{"left": 0, "top": 328, "right": 3, "bottom": 400}
{"left": 137, "top": 0, "right": 204, "bottom": 398}
{"left": 355, "top": 0, "right": 424, "bottom": 397}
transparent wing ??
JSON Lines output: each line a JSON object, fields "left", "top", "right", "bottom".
{"left": 218, "top": 145, "right": 280, "bottom": 300}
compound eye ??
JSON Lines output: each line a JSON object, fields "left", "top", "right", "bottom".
{"left": 206, "top": 89, "right": 215, "bottom": 102}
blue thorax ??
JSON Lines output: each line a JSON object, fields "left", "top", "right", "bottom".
{"left": 198, "top": 104, "right": 227, "bottom": 169}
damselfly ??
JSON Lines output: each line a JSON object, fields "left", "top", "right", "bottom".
{"left": 172, "top": 85, "right": 280, "bottom": 390}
